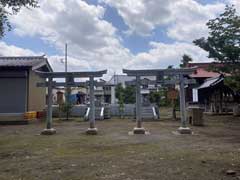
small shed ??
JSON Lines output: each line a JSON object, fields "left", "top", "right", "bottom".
{"left": 0, "top": 56, "right": 52, "bottom": 117}
{"left": 193, "top": 75, "right": 235, "bottom": 113}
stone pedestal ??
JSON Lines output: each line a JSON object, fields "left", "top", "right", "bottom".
{"left": 86, "top": 128, "right": 98, "bottom": 135}
{"left": 41, "top": 128, "right": 56, "bottom": 135}
{"left": 188, "top": 106, "right": 204, "bottom": 126}
{"left": 233, "top": 104, "right": 240, "bottom": 116}
{"left": 178, "top": 127, "right": 192, "bottom": 134}
{"left": 133, "top": 127, "right": 146, "bottom": 134}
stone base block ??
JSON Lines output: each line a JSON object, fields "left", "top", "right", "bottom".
{"left": 178, "top": 127, "right": 192, "bottom": 134}
{"left": 41, "top": 128, "right": 56, "bottom": 135}
{"left": 133, "top": 127, "right": 146, "bottom": 134}
{"left": 86, "top": 128, "right": 98, "bottom": 135}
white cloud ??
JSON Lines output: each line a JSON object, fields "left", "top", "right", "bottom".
{"left": 9, "top": 0, "right": 132, "bottom": 74}
{"left": 101, "top": 0, "right": 175, "bottom": 36}
{"left": 228, "top": 0, "right": 240, "bottom": 13}
{"left": 0, "top": 42, "right": 90, "bottom": 72}
{"left": 127, "top": 41, "right": 212, "bottom": 69}
{"left": 3, "top": 0, "right": 227, "bottom": 79}
{"left": 0, "top": 42, "right": 39, "bottom": 56}
{"left": 167, "top": 0, "right": 225, "bottom": 41}
{"left": 101, "top": 0, "right": 225, "bottom": 41}
{"left": 0, "top": 39, "right": 212, "bottom": 79}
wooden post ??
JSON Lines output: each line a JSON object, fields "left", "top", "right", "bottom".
{"left": 133, "top": 75, "right": 145, "bottom": 134}
{"left": 172, "top": 99, "right": 177, "bottom": 120}
{"left": 86, "top": 76, "right": 97, "bottom": 135}
{"left": 178, "top": 74, "right": 191, "bottom": 134}
{"left": 41, "top": 77, "right": 56, "bottom": 135}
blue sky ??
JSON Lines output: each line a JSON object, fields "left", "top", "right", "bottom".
{"left": 0, "top": 0, "right": 238, "bottom": 75}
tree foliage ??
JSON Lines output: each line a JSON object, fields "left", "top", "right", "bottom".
{"left": 59, "top": 87, "right": 73, "bottom": 121}
{"left": 193, "top": 5, "right": 240, "bottom": 92}
{"left": 115, "top": 84, "right": 136, "bottom": 104}
{"left": 180, "top": 54, "right": 193, "bottom": 68}
{"left": 167, "top": 65, "right": 173, "bottom": 69}
{"left": 149, "top": 88, "right": 170, "bottom": 107}
{"left": 0, "top": 0, "right": 38, "bottom": 38}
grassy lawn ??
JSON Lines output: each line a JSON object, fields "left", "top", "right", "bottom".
{"left": 0, "top": 110, "right": 240, "bottom": 180}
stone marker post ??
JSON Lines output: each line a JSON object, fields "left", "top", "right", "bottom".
{"left": 41, "top": 77, "right": 56, "bottom": 135}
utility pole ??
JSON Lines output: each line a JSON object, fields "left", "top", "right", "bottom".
{"left": 65, "top": 43, "right": 67, "bottom": 73}
{"left": 65, "top": 43, "right": 71, "bottom": 120}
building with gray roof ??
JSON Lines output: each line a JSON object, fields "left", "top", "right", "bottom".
{"left": 0, "top": 56, "right": 52, "bottom": 123}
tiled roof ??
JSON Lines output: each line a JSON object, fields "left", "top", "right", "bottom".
{"left": 197, "top": 75, "right": 223, "bottom": 89}
{"left": 190, "top": 68, "right": 220, "bottom": 78}
{"left": 187, "top": 62, "right": 224, "bottom": 78}
{"left": 0, "top": 56, "right": 52, "bottom": 71}
{"left": 187, "top": 62, "right": 224, "bottom": 68}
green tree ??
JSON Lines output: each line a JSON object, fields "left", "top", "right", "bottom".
{"left": 123, "top": 86, "right": 135, "bottom": 104}
{"left": 118, "top": 90, "right": 124, "bottom": 118}
{"left": 180, "top": 54, "right": 193, "bottom": 68}
{"left": 0, "top": 0, "right": 38, "bottom": 38}
{"left": 115, "top": 84, "right": 136, "bottom": 104}
{"left": 167, "top": 65, "right": 173, "bottom": 69}
{"left": 59, "top": 88, "right": 73, "bottom": 121}
{"left": 149, "top": 91, "right": 161, "bottom": 107}
{"left": 149, "top": 88, "right": 170, "bottom": 107}
{"left": 115, "top": 84, "right": 124, "bottom": 100}
{"left": 193, "top": 5, "right": 240, "bottom": 92}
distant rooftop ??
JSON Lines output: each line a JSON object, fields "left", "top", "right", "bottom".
{"left": 188, "top": 62, "right": 221, "bottom": 78}
{"left": 0, "top": 56, "right": 52, "bottom": 72}
{"left": 187, "top": 62, "right": 224, "bottom": 68}
{"left": 106, "top": 74, "right": 156, "bottom": 85}
{"left": 106, "top": 75, "right": 136, "bottom": 85}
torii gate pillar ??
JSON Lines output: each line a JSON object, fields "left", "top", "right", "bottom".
{"left": 133, "top": 75, "right": 146, "bottom": 134}
{"left": 178, "top": 74, "right": 192, "bottom": 134}
{"left": 86, "top": 76, "right": 98, "bottom": 135}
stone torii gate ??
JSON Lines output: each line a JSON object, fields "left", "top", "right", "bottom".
{"left": 36, "top": 70, "right": 107, "bottom": 135}
{"left": 123, "top": 67, "right": 196, "bottom": 135}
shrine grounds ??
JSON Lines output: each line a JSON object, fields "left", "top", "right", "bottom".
{"left": 0, "top": 109, "right": 240, "bottom": 180}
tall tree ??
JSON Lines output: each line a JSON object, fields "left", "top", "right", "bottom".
{"left": 115, "top": 84, "right": 136, "bottom": 104}
{"left": 193, "top": 5, "right": 240, "bottom": 92}
{"left": 0, "top": 0, "right": 38, "bottom": 38}
{"left": 180, "top": 54, "right": 193, "bottom": 68}
{"left": 167, "top": 65, "right": 173, "bottom": 69}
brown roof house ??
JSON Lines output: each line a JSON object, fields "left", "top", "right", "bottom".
{"left": 0, "top": 56, "right": 52, "bottom": 123}
{"left": 185, "top": 62, "right": 235, "bottom": 114}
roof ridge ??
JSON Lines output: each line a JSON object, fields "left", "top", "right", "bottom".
{"left": 0, "top": 55, "right": 52, "bottom": 72}
{"left": 0, "top": 55, "right": 46, "bottom": 59}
